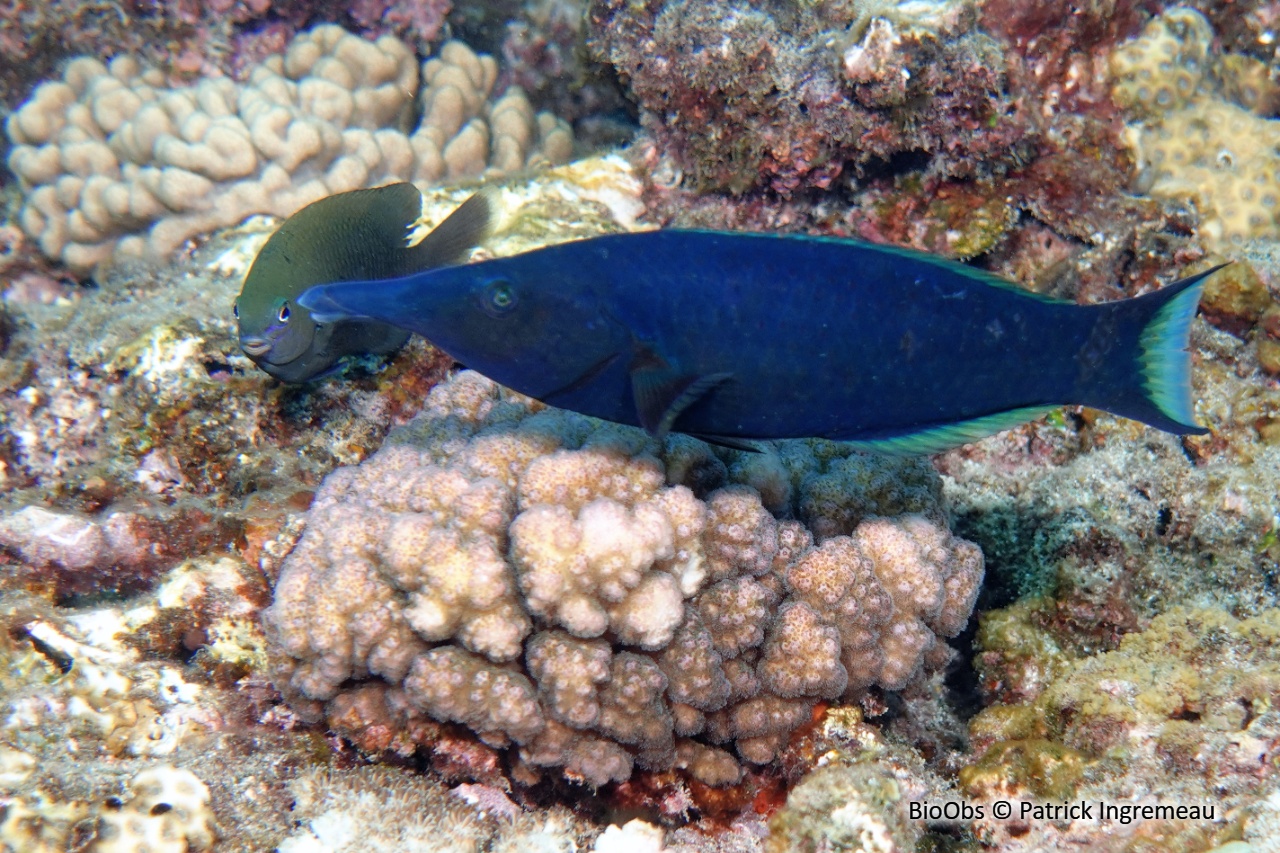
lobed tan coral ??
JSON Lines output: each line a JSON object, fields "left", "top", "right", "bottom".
{"left": 403, "top": 646, "right": 544, "bottom": 746}
{"left": 527, "top": 632, "right": 613, "bottom": 727}
{"left": 263, "top": 371, "right": 984, "bottom": 788}
{"left": 1109, "top": 8, "right": 1280, "bottom": 248}
{"left": 5, "top": 25, "right": 574, "bottom": 273}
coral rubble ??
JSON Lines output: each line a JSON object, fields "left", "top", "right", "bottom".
{"left": 276, "top": 765, "right": 599, "bottom": 852}
{"left": 1, "top": 764, "right": 219, "bottom": 853}
{"left": 766, "top": 762, "right": 917, "bottom": 853}
{"left": 0, "top": 555, "right": 602, "bottom": 851}
{"left": 963, "top": 605, "right": 1278, "bottom": 850}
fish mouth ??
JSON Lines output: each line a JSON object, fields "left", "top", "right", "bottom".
{"left": 240, "top": 337, "right": 272, "bottom": 358}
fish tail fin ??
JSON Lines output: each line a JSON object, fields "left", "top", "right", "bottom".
{"left": 402, "top": 188, "right": 495, "bottom": 272}
{"left": 1093, "top": 265, "right": 1223, "bottom": 435}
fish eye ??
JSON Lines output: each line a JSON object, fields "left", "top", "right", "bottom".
{"left": 233, "top": 303, "right": 239, "bottom": 319}
{"left": 278, "top": 304, "right": 290, "bottom": 323}
{"left": 482, "top": 279, "right": 518, "bottom": 316}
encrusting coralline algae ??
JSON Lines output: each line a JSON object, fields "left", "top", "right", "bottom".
{"left": 264, "top": 370, "right": 984, "bottom": 787}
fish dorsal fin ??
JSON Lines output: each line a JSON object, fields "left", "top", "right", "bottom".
{"left": 630, "top": 346, "right": 732, "bottom": 438}
{"left": 842, "top": 405, "right": 1055, "bottom": 455}
{"left": 245, "top": 182, "right": 429, "bottom": 299}
{"left": 402, "top": 189, "right": 495, "bottom": 273}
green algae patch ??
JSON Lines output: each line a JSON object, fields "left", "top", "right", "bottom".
{"left": 1196, "top": 260, "right": 1276, "bottom": 339}
{"left": 965, "top": 605, "right": 1280, "bottom": 805}
{"left": 967, "top": 703, "right": 1049, "bottom": 746}
{"left": 960, "top": 738, "right": 1089, "bottom": 802}
{"left": 971, "top": 596, "right": 1083, "bottom": 708}
{"left": 766, "top": 761, "right": 918, "bottom": 853}
{"left": 866, "top": 178, "right": 1016, "bottom": 261}
{"left": 934, "top": 192, "right": 1016, "bottom": 261}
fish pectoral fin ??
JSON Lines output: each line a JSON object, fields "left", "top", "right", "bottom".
{"left": 541, "top": 352, "right": 622, "bottom": 403}
{"left": 689, "top": 433, "right": 767, "bottom": 453}
{"left": 302, "top": 359, "right": 354, "bottom": 383}
{"left": 297, "top": 285, "right": 362, "bottom": 323}
{"left": 631, "top": 360, "right": 732, "bottom": 438}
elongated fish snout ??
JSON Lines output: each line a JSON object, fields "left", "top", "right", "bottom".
{"left": 240, "top": 336, "right": 272, "bottom": 358}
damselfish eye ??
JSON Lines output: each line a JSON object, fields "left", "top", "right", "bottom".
{"left": 483, "top": 279, "right": 518, "bottom": 316}
{"left": 278, "top": 304, "right": 291, "bottom": 323}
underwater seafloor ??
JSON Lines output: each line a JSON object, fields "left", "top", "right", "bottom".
{"left": 2, "top": 0, "right": 1280, "bottom": 851}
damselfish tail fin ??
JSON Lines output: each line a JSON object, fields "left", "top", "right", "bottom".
{"left": 1097, "top": 265, "right": 1224, "bottom": 436}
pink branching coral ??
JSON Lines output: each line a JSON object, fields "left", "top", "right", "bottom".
{"left": 263, "top": 370, "right": 983, "bottom": 788}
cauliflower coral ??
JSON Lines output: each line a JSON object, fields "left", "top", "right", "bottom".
{"left": 263, "top": 371, "right": 982, "bottom": 787}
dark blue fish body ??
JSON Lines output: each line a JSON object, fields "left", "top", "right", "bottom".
{"left": 298, "top": 227, "right": 1214, "bottom": 452}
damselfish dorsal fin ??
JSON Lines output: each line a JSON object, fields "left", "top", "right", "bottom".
{"left": 630, "top": 345, "right": 732, "bottom": 438}
{"left": 243, "top": 182, "right": 429, "bottom": 301}
{"left": 400, "top": 188, "right": 495, "bottom": 274}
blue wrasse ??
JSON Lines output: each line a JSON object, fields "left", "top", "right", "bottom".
{"left": 295, "top": 210, "right": 1216, "bottom": 453}
{"left": 235, "top": 183, "right": 491, "bottom": 382}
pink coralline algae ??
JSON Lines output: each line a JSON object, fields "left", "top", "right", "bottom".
{"left": 347, "top": 0, "right": 453, "bottom": 51}
{"left": 614, "top": 1, "right": 1209, "bottom": 317}
{"left": 0, "top": 0, "right": 309, "bottom": 108}
{"left": 977, "top": 0, "right": 1148, "bottom": 119}
{"left": 264, "top": 370, "right": 984, "bottom": 788}
{"left": 587, "top": 0, "right": 1034, "bottom": 195}
{"left": 499, "top": 0, "right": 630, "bottom": 128}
